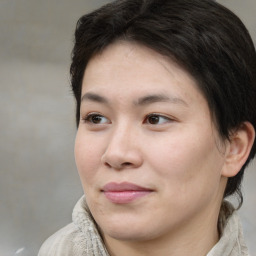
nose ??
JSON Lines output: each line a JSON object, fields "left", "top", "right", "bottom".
{"left": 101, "top": 126, "right": 143, "bottom": 170}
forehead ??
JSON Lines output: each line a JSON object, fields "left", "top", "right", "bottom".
{"left": 82, "top": 41, "right": 203, "bottom": 103}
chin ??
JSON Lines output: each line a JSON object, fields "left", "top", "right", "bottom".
{"left": 98, "top": 216, "right": 160, "bottom": 242}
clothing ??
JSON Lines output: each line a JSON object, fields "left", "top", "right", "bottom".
{"left": 38, "top": 196, "right": 249, "bottom": 256}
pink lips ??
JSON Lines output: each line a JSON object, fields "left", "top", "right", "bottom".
{"left": 102, "top": 182, "right": 153, "bottom": 204}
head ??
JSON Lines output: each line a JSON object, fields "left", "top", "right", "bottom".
{"left": 71, "top": 0, "right": 256, "bottom": 207}
{"left": 71, "top": 0, "right": 256, "bottom": 251}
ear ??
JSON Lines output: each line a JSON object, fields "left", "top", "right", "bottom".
{"left": 221, "top": 122, "right": 255, "bottom": 178}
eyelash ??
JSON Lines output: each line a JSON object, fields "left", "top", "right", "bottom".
{"left": 144, "top": 113, "right": 173, "bottom": 125}
{"left": 82, "top": 113, "right": 110, "bottom": 124}
{"left": 81, "top": 113, "right": 174, "bottom": 125}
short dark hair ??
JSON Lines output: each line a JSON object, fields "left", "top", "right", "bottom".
{"left": 70, "top": 0, "right": 256, "bottom": 206}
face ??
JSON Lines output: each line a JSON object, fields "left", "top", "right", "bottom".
{"left": 75, "top": 41, "right": 227, "bottom": 243}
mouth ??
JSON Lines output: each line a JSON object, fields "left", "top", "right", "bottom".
{"left": 102, "top": 182, "right": 153, "bottom": 204}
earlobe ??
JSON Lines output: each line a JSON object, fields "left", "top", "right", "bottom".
{"left": 221, "top": 122, "right": 255, "bottom": 178}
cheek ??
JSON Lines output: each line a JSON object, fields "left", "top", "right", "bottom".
{"left": 74, "top": 131, "right": 103, "bottom": 182}
{"left": 146, "top": 131, "right": 224, "bottom": 190}
{"left": 146, "top": 134, "right": 225, "bottom": 217}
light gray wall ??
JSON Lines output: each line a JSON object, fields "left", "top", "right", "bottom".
{"left": 1, "top": 1, "right": 255, "bottom": 255}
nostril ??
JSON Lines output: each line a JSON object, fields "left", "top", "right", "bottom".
{"left": 121, "top": 162, "right": 132, "bottom": 167}
{"left": 104, "top": 161, "right": 133, "bottom": 169}
{"left": 104, "top": 162, "right": 112, "bottom": 168}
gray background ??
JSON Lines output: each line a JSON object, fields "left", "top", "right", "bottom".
{"left": 0, "top": 1, "right": 255, "bottom": 255}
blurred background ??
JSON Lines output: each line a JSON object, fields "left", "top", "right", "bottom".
{"left": 0, "top": 0, "right": 255, "bottom": 255}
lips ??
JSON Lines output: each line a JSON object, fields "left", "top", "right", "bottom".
{"left": 102, "top": 182, "right": 153, "bottom": 204}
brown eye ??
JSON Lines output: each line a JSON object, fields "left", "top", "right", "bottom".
{"left": 145, "top": 114, "right": 172, "bottom": 125}
{"left": 84, "top": 114, "right": 110, "bottom": 124}
{"left": 148, "top": 115, "right": 160, "bottom": 124}
{"left": 91, "top": 115, "right": 103, "bottom": 123}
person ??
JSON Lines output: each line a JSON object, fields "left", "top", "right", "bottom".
{"left": 38, "top": 0, "right": 256, "bottom": 255}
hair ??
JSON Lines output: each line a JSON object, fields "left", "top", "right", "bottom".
{"left": 70, "top": 0, "right": 256, "bottom": 207}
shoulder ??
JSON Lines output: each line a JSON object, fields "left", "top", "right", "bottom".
{"left": 207, "top": 201, "right": 249, "bottom": 256}
{"left": 38, "top": 196, "right": 109, "bottom": 256}
{"left": 38, "top": 222, "right": 81, "bottom": 256}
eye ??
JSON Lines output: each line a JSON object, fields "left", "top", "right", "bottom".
{"left": 145, "top": 114, "right": 172, "bottom": 125}
{"left": 83, "top": 113, "right": 110, "bottom": 124}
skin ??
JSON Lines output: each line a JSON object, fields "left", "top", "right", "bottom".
{"left": 75, "top": 41, "right": 254, "bottom": 256}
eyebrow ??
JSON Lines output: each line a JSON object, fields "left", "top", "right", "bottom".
{"left": 81, "top": 92, "right": 188, "bottom": 107}
{"left": 134, "top": 94, "right": 188, "bottom": 107}
{"left": 81, "top": 92, "right": 109, "bottom": 104}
